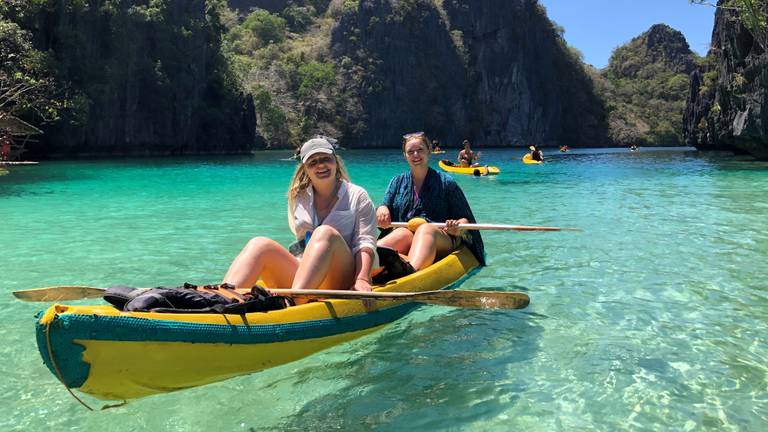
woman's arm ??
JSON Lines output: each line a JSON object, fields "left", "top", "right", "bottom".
{"left": 350, "top": 187, "right": 378, "bottom": 290}
{"left": 351, "top": 248, "right": 375, "bottom": 292}
{"left": 444, "top": 178, "right": 477, "bottom": 228}
{"left": 377, "top": 176, "right": 400, "bottom": 227}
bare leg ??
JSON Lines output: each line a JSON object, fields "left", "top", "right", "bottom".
{"left": 292, "top": 225, "right": 355, "bottom": 291}
{"left": 407, "top": 224, "right": 455, "bottom": 270}
{"left": 376, "top": 227, "right": 414, "bottom": 255}
{"left": 222, "top": 237, "right": 298, "bottom": 289}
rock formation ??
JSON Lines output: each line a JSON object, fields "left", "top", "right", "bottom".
{"left": 25, "top": 0, "right": 257, "bottom": 157}
{"left": 331, "top": 0, "right": 608, "bottom": 148}
{"left": 683, "top": 0, "right": 767, "bottom": 159}
{"left": 597, "top": 24, "right": 699, "bottom": 146}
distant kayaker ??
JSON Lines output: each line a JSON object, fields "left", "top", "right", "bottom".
{"left": 629, "top": 144, "right": 638, "bottom": 152}
{"left": 431, "top": 139, "right": 442, "bottom": 153}
{"left": 222, "top": 136, "right": 378, "bottom": 302}
{"left": 376, "top": 131, "right": 485, "bottom": 272}
{"left": 530, "top": 145, "right": 544, "bottom": 162}
{"left": 458, "top": 139, "right": 480, "bottom": 167}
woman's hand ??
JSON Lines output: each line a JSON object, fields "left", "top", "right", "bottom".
{"left": 443, "top": 219, "right": 462, "bottom": 236}
{"left": 352, "top": 278, "right": 372, "bottom": 293}
{"left": 352, "top": 278, "right": 374, "bottom": 310}
{"left": 376, "top": 205, "right": 391, "bottom": 228}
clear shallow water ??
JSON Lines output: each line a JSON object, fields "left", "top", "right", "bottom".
{"left": 2, "top": 147, "right": 767, "bottom": 431}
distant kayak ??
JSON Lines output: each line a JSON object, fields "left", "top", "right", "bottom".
{"left": 438, "top": 159, "right": 500, "bottom": 176}
{"left": 431, "top": 150, "right": 446, "bottom": 154}
{"left": 522, "top": 153, "right": 542, "bottom": 164}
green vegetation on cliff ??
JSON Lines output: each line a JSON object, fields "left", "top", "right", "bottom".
{"left": 691, "top": 0, "right": 767, "bottom": 49}
{"left": 0, "top": 1, "right": 71, "bottom": 124}
{"left": 222, "top": 1, "right": 342, "bottom": 148}
{"left": 2, "top": 0, "right": 255, "bottom": 157}
{"left": 684, "top": 0, "right": 767, "bottom": 159}
{"left": 595, "top": 24, "right": 699, "bottom": 146}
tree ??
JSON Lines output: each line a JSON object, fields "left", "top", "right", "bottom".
{"left": 689, "top": 0, "right": 767, "bottom": 50}
{"left": 242, "top": 9, "right": 287, "bottom": 48}
{"left": 0, "top": 8, "right": 69, "bottom": 124}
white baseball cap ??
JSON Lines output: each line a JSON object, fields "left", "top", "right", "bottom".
{"left": 300, "top": 137, "right": 335, "bottom": 163}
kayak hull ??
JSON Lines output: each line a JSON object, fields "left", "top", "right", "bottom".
{"left": 437, "top": 160, "right": 500, "bottom": 176}
{"left": 522, "top": 153, "right": 542, "bottom": 164}
{"left": 35, "top": 247, "right": 479, "bottom": 400}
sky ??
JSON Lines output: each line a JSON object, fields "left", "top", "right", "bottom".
{"left": 537, "top": 0, "right": 717, "bottom": 68}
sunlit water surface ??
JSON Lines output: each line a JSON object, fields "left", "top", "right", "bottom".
{"left": 2, "top": 147, "right": 767, "bottom": 431}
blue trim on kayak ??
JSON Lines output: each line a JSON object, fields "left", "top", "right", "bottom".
{"left": 35, "top": 311, "right": 89, "bottom": 390}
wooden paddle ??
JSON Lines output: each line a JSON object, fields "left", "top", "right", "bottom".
{"left": 390, "top": 219, "right": 582, "bottom": 232}
{"left": 12, "top": 286, "right": 529, "bottom": 310}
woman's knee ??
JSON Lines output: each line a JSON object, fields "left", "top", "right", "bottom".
{"left": 311, "top": 225, "right": 343, "bottom": 241}
{"left": 380, "top": 227, "right": 413, "bottom": 243}
{"left": 244, "top": 237, "right": 282, "bottom": 255}
{"left": 246, "top": 236, "right": 275, "bottom": 248}
{"left": 414, "top": 223, "right": 439, "bottom": 239}
{"left": 377, "top": 227, "right": 413, "bottom": 252}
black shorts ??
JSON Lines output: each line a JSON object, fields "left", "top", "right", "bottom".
{"left": 449, "top": 232, "right": 467, "bottom": 250}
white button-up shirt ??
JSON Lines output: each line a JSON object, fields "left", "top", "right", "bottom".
{"left": 293, "top": 180, "right": 378, "bottom": 265}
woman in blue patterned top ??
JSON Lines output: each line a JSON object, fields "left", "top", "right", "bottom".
{"left": 376, "top": 132, "right": 485, "bottom": 271}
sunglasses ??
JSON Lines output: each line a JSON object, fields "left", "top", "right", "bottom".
{"left": 403, "top": 131, "right": 425, "bottom": 140}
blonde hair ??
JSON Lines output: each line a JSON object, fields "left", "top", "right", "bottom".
{"left": 286, "top": 154, "right": 350, "bottom": 236}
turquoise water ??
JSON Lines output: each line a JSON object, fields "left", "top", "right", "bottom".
{"left": 2, "top": 148, "right": 767, "bottom": 431}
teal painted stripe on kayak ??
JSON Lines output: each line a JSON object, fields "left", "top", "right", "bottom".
{"left": 35, "top": 302, "right": 419, "bottom": 389}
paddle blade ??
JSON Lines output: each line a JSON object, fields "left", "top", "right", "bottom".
{"left": 272, "top": 288, "right": 530, "bottom": 310}
{"left": 12, "top": 286, "right": 106, "bottom": 302}
{"left": 413, "top": 290, "right": 530, "bottom": 309}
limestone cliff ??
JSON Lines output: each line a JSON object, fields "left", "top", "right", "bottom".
{"left": 330, "top": 0, "right": 608, "bottom": 148}
{"left": 683, "top": 1, "right": 768, "bottom": 159}
{"left": 25, "top": 0, "right": 257, "bottom": 157}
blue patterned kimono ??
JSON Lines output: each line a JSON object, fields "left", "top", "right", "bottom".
{"left": 380, "top": 167, "right": 486, "bottom": 266}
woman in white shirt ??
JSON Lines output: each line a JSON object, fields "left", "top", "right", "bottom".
{"left": 222, "top": 137, "right": 378, "bottom": 297}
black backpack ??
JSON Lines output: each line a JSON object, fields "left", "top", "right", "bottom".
{"left": 104, "top": 283, "right": 292, "bottom": 314}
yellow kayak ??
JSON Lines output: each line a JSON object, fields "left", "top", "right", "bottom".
{"left": 35, "top": 247, "right": 479, "bottom": 400}
{"left": 431, "top": 150, "right": 446, "bottom": 154}
{"left": 522, "top": 153, "right": 542, "bottom": 164}
{"left": 438, "top": 160, "right": 500, "bottom": 176}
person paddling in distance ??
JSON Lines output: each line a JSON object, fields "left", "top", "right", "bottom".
{"left": 530, "top": 145, "right": 544, "bottom": 162}
{"left": 431, "top": 139, "right": 443, "bottom": 153}
{"left": 457, "top": 139, "right": 481, "bottom": 167}
{"left": 376, "top": 132, "right": 486, "bottom": 272}
{"left": 222, "top": 137, "right": 378, "bottom": 304}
